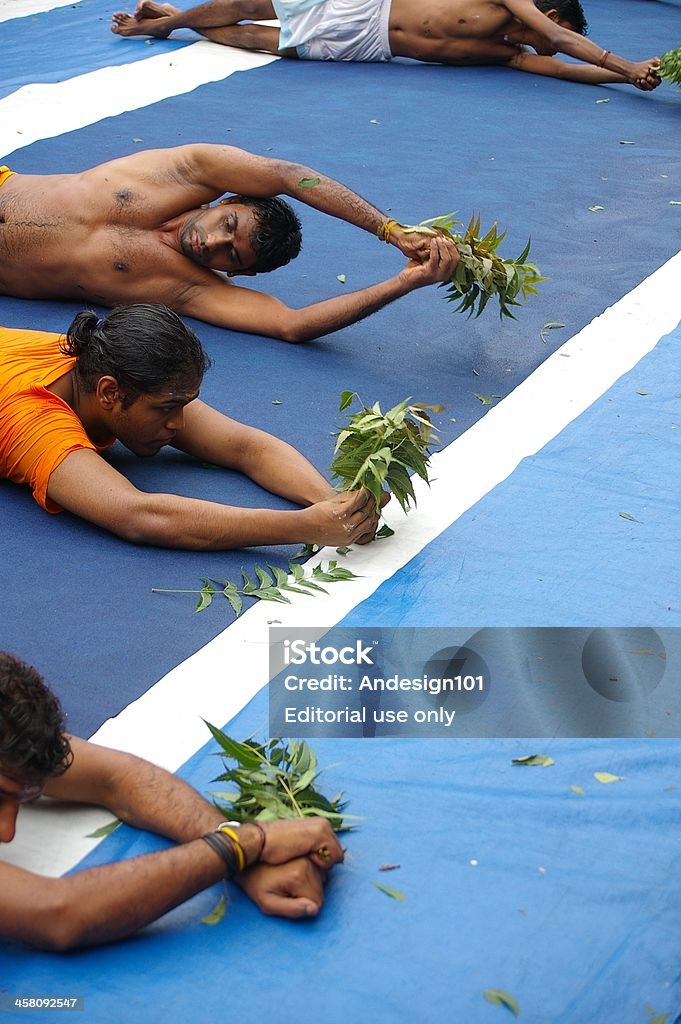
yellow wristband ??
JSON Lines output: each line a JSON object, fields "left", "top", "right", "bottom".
{"left": 377, "top": 218, "right": 399, "bottom": 243}
{"left": 216, "top": 824, "right": 246, "bottom": 872}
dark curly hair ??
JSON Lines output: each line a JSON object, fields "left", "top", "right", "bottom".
{"left": 535, "top": 0, "right": 587, "bottom": 35}
{"left": 236, "top": 195, "right": 302, "bottom": 273}
{"left": 0, "top": 652, "right": 72, "bottom": 785}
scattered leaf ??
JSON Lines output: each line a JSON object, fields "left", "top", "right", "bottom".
{"left": 588, "top": 205, "right": 605, "bottom": 212}
{"left": 153, "top": 559, "right": 358, "bottom": 616}
{"left": 670, "top": 201, "right": 681, "bottom": 206}
{"left": 376, "top": 524, "right": 395, "bottom": 539}
{"left": 636, "top": 389, "right": 650, "bottom": 396}
{"left": 649, "top": 1014, "right": 669, "bottom": 1024}
{"left": 202, "top": 894, "right": 227, "bottom": 925}
{"left": 594, "top": 772, "right": 623, "bottom": 784}
{"left": 619, "top": 511, "right": 640, "bottom": 523}
{"left": 337, "top": 273, "right": 346, "bottom": 283}
{"left": 540, "top": 320, "right": 565, "bottom": 343}
{"left": 297, "top": 177, "right": 321, "bottom": 188}
{"left": 86, "top": 818, "right": 121, "bottom": 838}
{"left": 619, "top": 140, "right": 636, "bottom": 145}
{"left": 378, "top": 863, "right": 401, "bottom": 871}
{"left": 335, "top": 546, "right": 351, "bottom": 556}
{"left": 595, "top": 97, "right": 610, "bottom": 103}
{"left": 512, "top": 754, "right": 555, "bottom": 768}
{"left": 369, "top": 118, "right": 380, "bottom": 124}
{"left": 571, "top": 785, "right": 585, "bottom": 796}
{"left": 132, "top": 138, "right": 144, "bottom": 143}
{"left": 483, "top": 989, "right": 520, "bottom": 1017}
{"left": 373, "top": 882, "right": 406, "bottom": 901}
{"left": 473, "top": 393, "right": 501, "bottom": 406}
{"left": 271, "top": 399, "right": 282, "bottom": 405}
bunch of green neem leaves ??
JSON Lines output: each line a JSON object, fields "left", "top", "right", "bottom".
{"left": 206, "top": 723, "right": 353, "bottom": 831}
{"left": 405, "top": 213, "right": 545, "bottom": 319}
{"left": 330, "top": 391, "right": 442, "bottom": 514}
{"left": 656, "top": 47, "right": 681, "bottom": 87}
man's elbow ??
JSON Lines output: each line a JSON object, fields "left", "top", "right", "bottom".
{"left": 275, "top": 310, "right": 319, "bottom": 344}
{"left": 23, "top": 888, "right": 87, "bottom": 952}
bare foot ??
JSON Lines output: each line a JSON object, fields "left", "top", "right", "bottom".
{"left": 134, "top": 0, "right": 179, "bottom": 18}
{"left": 111, "top": 11, "right": 173, "bottom": 36}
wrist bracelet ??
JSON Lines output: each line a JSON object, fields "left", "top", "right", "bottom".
{"left": 599, "top": 49, "right": 611, "bottom": 68}
{"left": 201, "top": 831, "right": 239, "bottom": 878}
{"left": 377, "top": 218, "right": 398, "bottom": 243}
{"left": 215, "top": 824, "right": 246, "bottom": 872}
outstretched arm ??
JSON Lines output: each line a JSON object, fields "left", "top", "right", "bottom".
{"left": 179, "top": 144, "right": 439, "bottom": 260}
{"left": 0, "top": 738, "right": 342, "bottom": 949}
{"left": 503, "top": 0, "right": 660, "bottom": 89}
{"left": 177, "top": 234, "right": 459, "bottom": 341}
{"left": 45, "top": 441, "right": 379, "bottom": 550}
{"left": 507, "top": 51, "right": 631, "bottom": 85}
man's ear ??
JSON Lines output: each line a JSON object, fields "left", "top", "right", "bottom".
{"left": 95, "top": 375, "right": 124, "bottom": 410}
{"left": 544, "top": 8, "right": 560, "bottom": 22}
{"left": 219, "top": 195, "right": 240, "bottom": 205}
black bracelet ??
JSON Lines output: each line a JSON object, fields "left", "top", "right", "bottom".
{"left": 201, "top": 832, "right": 239, "bottom": 878}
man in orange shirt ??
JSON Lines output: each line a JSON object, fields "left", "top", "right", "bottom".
{"left": 0, "top": 303, "right": 380, "bottom": 548}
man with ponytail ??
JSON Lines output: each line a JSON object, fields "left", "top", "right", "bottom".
{"left": 0, "top": 304, "right": 382, "bottom": 548}
{"left": 0, "top": 144, "right": 457, "bottom": 342}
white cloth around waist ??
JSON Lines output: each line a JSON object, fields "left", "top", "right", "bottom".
{"left": 272, "top": 0, "right": 393, "bottom": 61}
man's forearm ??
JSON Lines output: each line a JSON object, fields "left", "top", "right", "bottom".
{"left": 232, "top": 433, "right": 336, "bottom": 506}
{"left": 37, "top": 838, "right": 228, "bottom": 950}
{"left": 276, "top": 273, "right": 417, "bottom": 342}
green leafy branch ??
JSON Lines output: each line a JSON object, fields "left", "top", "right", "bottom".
{"left": 405, "top": 212, "right": 545, "bottom": 319}
{"left": 205, "top": 725, "right": 353, "bottom": 831}
{"left": 329, "top": 392, "right": 443, "bottom": 514}
{"left": 152, "top": 558, "right": 359, "bottom": 615}
{"left": 655, "top": 46, "right": 681, "bottom": 87}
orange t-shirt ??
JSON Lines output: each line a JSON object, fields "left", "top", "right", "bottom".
{"left": 0, "top": 325, "right": 114, "bottom": 512}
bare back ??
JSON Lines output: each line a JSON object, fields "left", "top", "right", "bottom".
{"left": 0, "top": 150, "right": 224, "bottom": 307}
{"left": 388, "top": 0, "right": 521, "bottom": 63}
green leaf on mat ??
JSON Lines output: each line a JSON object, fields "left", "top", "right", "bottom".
{"left": 202, "top": 894, "right": 227, "bottom": 925}
{"left": 86, "top": 818, "right": 121, "bottom": 838}
{"left": 512, "top": 754, "right": 554, "bottom": 768}
{"left": 483, "top": 988, "right": 520, "bottom": 1017}
{"left": 373, "top": 882, "right": 406, "bottom": 902}
{"left": 594, "top": 772, "right": 623, "bottom": 784}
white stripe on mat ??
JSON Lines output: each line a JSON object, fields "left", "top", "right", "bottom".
{"left": 0, "top": 41, "right": 277, "bottom": 157}
{"left": 3, "top": 249, "right": 680, "bottom": 877}
{"left": 0, "top": 0, "right": 77, "bottom": 22}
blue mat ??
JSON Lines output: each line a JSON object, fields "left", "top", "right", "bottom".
{"left": 0, "top": 0, "right": 194, "bottom": 102}
{"left": 2, "top": 0, "right": 680, "bottom": 735}
{"left": 2, "top": 688, "right": 679, "bottom": 1024}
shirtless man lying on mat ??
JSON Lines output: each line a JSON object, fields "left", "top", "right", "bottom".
{"left": 0, "top": 145, "right": 457, "bottom": 343}
{"left": 111, "top": 0, "right": 661, "bottom": 90}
